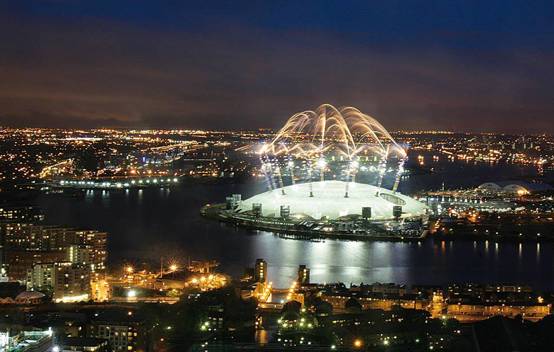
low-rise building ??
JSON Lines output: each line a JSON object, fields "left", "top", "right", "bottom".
{"left": 0, "top": 328, "right": 53, "bottom": 352}
{"left": 87, "top": 311, "right": 144, "bottom": 352}
{"left": 61, "top": 337, "right": 109, "bottom": 352}
{"left": 447, "top": 302, "right": 550, "bottom": 322}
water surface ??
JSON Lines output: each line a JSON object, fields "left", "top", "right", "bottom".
{"left": 37, "top": 159, "right": 554, "bottom": 289}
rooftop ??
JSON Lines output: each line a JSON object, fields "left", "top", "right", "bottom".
{"left": 238, "top": 181, "right": 428, "bottom": 220}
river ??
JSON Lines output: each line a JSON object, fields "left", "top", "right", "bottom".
{"left": 36, "top": 156, "right": 554, "bottom": 289}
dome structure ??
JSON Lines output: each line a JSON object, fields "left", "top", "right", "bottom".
{"left": 477, "top": 181, "right": 554, "bottom": 196}
{"left": 15, "top": 291, "right": 45, "bottom": 304}
{"left": 208, "top": 104, "right": 429, "bottom": 238}
{"left": 477, "top": 182, "right": 502, "bottom": 192}
{"left": 502, "top": 184, "right": 529, "bottom": 195}
{"left": 16, "top": 291, "right": 45, "bottom": 299}
{"left": 238, "top": 180, "right": 427, "bottom": 220}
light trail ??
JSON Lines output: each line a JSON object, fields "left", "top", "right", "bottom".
{"left": 246, "top": 104, "right": 409, "bottom": 197}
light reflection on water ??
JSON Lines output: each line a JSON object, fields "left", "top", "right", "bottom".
{"left": 247, "top": 229, "right": 552, "bottom": 288}
{"left": 36, "top": 158, "right": 554, "bottom": 289}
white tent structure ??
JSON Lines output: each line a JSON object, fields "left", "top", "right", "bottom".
{"left": 238, "top": 180, "right": 427, "bottom": 220}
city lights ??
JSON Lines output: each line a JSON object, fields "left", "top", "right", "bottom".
{"left": 3, "top": 2, "right": 554, "bottom": 351}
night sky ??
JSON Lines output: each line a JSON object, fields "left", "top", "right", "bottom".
{"left": 1, "top": 1, "right": 553, "bottom": 132}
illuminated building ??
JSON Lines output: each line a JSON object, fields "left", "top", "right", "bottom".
{"left": 13, "top": 291, "right": 45, "bottom": 305}
{"left": 0, "top": 206, "right": 44, "bottom": 223}
{"left": 184, "top": 273, "right": 228, "bottom": 292}
{"left": 207, "top": 105, "right": 429, "bottom": 238}
{"left": 0, "top": 329, "right": 53, "bottom": 352}
{"left": 477, "top": 181, "right": 552, "bottom": 196}
{"left": 322, "top": 292, "right": 429, "bottom": 312}
{"left": 0, "top": 224, "right": 107, "bottom": 280}
{"left": 297, "top": 265, "right": 310, "bottom": 285}
{"left": 0, "top": 282, "right": 45, "bottom": 305}
{"left": 87, "top": 311, "right": 144, "bottom": 352}
{"left": 52, "top": 263, "right": 91, "bottom": 302}
{"left": 238, "top": 180, "right": 427, "bottom": 220}
{"left": 61, "top": 337, "right": 109, "bottom": 352}
{"left": 314, "top": 282, "right": 551, "bottom": 323}
{"left": 67, "top": 245, "right": 92, "bottom": 265}
{"left": 52, "top": 176, "right": 180, "bottom": 190}
{"left": 26, "top": 262, "right": 91, "bottom": 302}
{"left": 26, "top": 263, "right": 55, "bottom": 293}
{"left": 447, "top": 302, "right": 550, "bottom": 322}
{"left": 3, "top": 250, "right": 66, "bottom": 282}
{"left": 91, "top": 278, "right": 111, "bottom": 302}
{"left": 254, "top": 259, "right": 267, "bottom": 283}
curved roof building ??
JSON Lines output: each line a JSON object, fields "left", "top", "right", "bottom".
{"left": 238, "top": 180, "right": 427, "bottom": 221}
{"left": 477, "top": 181, "right": 553, "bottom": 195}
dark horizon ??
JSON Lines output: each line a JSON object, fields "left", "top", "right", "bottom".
{"left": 1, "top": 1, "right": 554, "bottom": 133}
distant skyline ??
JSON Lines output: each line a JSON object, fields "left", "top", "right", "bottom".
{"left": 1, "top": 1, "right": 554, "bottom": 133}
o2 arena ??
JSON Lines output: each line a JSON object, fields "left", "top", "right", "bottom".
{"left": 238, "top": 181, "right": 426, "bottom": 221}
{"left": 202, "top": 104, "right": 429, "bottom": 240}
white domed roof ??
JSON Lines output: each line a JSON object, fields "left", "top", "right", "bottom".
{"left": 478, "top": 182, "right": 502, "bottom": 191}
{"left": 238, "top": 180, "right": 427, "bottom": 220}
{"left": 16, "top": 291, "right": 45, "bottom": 300}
